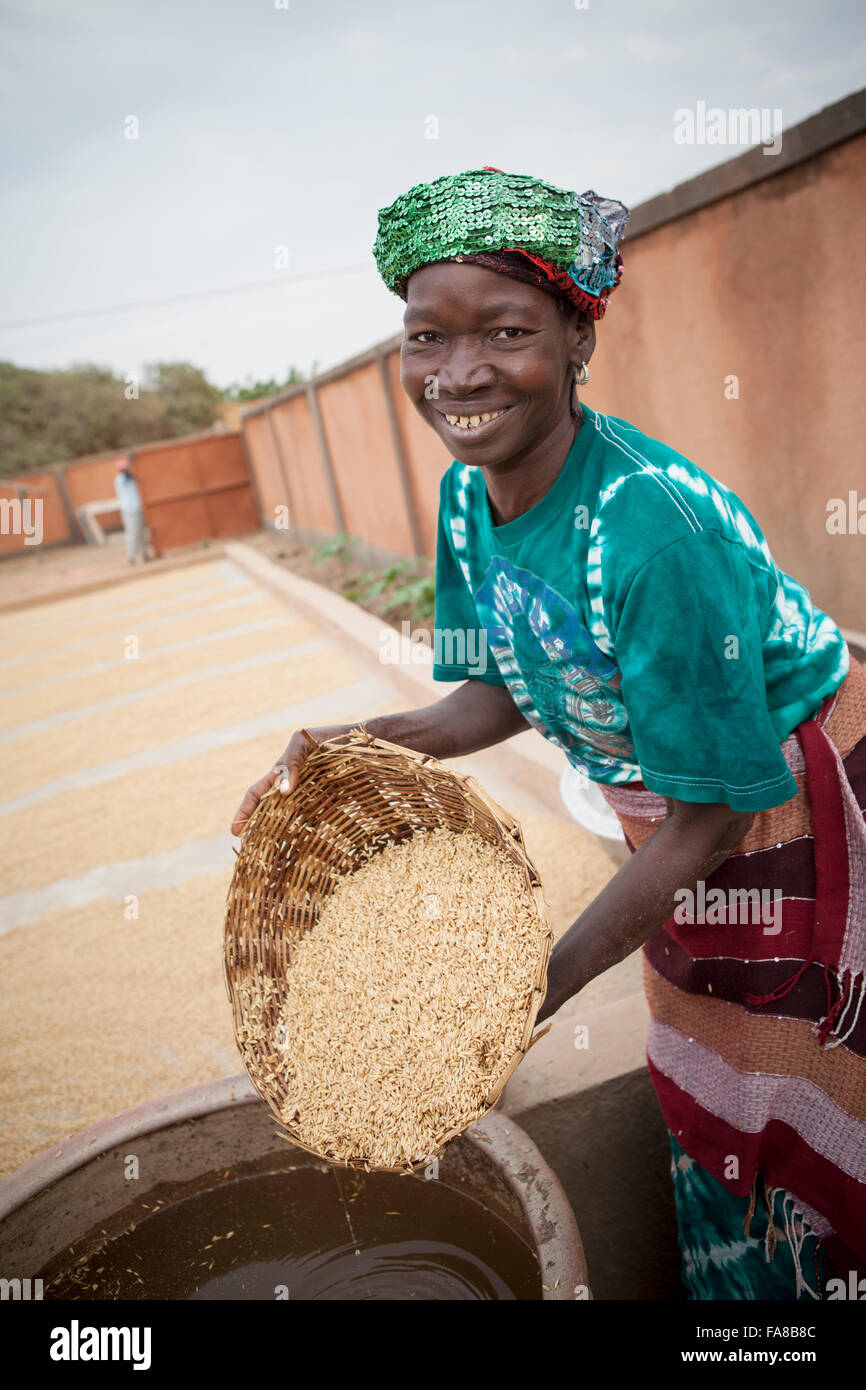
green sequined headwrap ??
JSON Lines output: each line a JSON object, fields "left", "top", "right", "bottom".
{"left": 373, "top": 168, "right": 629, "bottom": 319}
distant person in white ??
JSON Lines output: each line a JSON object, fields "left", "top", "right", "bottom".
{"left": 114, "top": 455, "right": 147, "bottom": 565}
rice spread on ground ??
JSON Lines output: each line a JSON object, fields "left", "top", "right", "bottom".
{"left": 247, "top": 827, "right": 547, "bottom": 1168}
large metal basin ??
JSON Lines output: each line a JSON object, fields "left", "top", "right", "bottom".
{"left": 0, "top": 1076, "right": 590, "bottom": 1301}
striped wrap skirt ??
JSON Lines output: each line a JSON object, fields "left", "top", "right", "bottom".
{"left": 601, "top": 656, "right": 866, "bottom": 1299}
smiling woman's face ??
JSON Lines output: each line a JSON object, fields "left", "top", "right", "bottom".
{"left": 400, "top": 260, "right": 594, "bottom": 468}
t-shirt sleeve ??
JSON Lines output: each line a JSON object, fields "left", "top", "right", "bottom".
{"left": 432, "top": 478, "right": 506, "bottom": 687}
{"left": 609, "top": 529, "right": 797, "bottom": 812}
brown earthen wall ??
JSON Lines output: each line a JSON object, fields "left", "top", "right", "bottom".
{"left": 241, "top": 414, "right": 285, "bottom": 526}
{"left": 317, "top": 363, "right": 416, "bottom": 554}
{"left": 271, "top": 396, "right": 336, "bottom": 534}
{"left": 586, "top": 132, "right": 866, "bottom": 631}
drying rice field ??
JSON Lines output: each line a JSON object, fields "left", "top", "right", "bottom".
{"left": 0, "top": 550, "right": 620, "bottom": 1180}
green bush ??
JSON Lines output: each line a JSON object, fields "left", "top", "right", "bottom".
{"left": 0, "top": 359, "right": 224, "bottom": 478}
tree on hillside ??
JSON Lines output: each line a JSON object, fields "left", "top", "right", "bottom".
{"left": 144, "top": 362, "right": 223, "bottom": 436}
{"left": 0, "top": 360, "right": 224, "bottom": 478}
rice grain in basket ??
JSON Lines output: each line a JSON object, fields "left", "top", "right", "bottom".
{"left": 224, "top": 728, "right": 552, "bottom": 1172}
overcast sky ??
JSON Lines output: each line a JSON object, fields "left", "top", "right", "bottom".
{"left": 2, "top": 0, "right": 864, "bottom": 390}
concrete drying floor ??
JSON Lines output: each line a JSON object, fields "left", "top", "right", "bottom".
{"left": 0, "top": 552, "right": 627, "bottom": 1181}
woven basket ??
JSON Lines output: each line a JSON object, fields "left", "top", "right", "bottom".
{"left": 224, "top": 726, "right": 552, "bottom": 1172}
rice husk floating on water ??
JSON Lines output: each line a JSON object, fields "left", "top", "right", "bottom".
{"left": 224, "top": 727, "right": 552, "bottom": 1172}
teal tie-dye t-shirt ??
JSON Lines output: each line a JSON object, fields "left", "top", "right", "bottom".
{"left": 432, "top": 403, "right": 849, "bottom": 812}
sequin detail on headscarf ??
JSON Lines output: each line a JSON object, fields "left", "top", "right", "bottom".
{"left": 373, "top": 168, "right": 630, "bottom": 319}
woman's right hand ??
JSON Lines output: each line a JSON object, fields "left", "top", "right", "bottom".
{"left": 230, "top": 723, "right": 352, "bottom": 837}
{"left": 229, "top": 680, "right": 528, "bottom": 838}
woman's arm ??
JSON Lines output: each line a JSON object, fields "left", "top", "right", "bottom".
{"left": 230, "top": 678, "right": 528, "bottom": 834}
{"left": 536, "top": 798, "right": 754, "bottom": 1023}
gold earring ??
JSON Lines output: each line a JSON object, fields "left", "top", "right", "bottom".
{"left": 574, "top": 362, "right": 590, "bottom": 387}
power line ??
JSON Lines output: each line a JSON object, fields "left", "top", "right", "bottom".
{"left": 0, "top": 262, "right": 372, "bottom": 332}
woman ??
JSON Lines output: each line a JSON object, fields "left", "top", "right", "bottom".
{"left": 231, "top": 168, "right": 866, "bottom": 1300}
